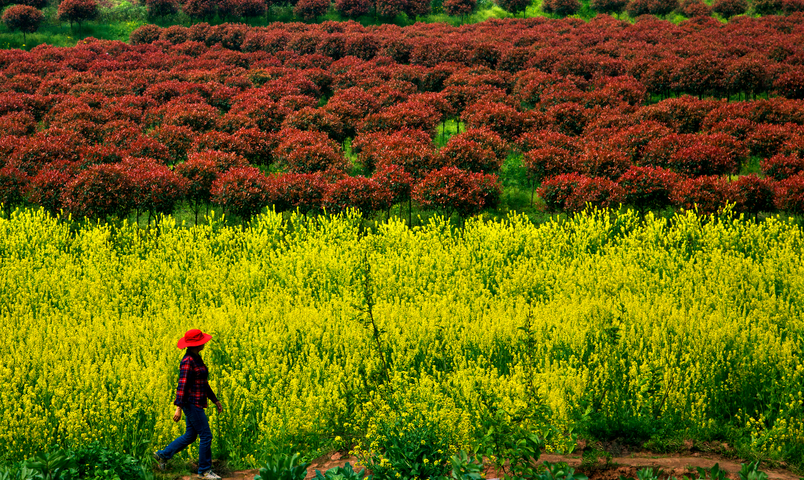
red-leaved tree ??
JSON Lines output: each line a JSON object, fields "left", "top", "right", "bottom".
{"left": 351, "top": 129, "right": 437, "bottom": 177}
{"left": 2, "top": 5, "right": 44, "bottom": 42}
{"left": 210, "top": 166, "right": 271, "bottom": 220}
{"left": 775, "top": 173, "right": 804, "bottom": 215}
{"left": 443, "top": 0, "right": 476, "bottom": 17}
{"left": 78, "top": 145, "right": 124, "bottom": 169}
{"left": 727, "top": 175, "right": 775, "bottom": 219}
{"left": 670, "top": 175, "right": 730, "bottom": 215}
{"left": 412, "top": 167, "right": 501, "bottom": 218}
{"left": 175, "top": 155, "right": 220, "bottom": 223}
{"left": 26, "top": 168, "right": 72, "bottom": 215}
{"left": 680, "top": 0, "right": 712, "bottom": 15}
{"left": 376, "top": 0, "right": 408, "bottom": 17}
{"left": 265, "top": 172, "right": 329, "bottom": 214}
{"left": 542, "top": 0, "right": 581, "bottom": 15}
{"left": 522, "top": 146, "right": 576, "bottom": 205}
{"left": 188, "top": 150, "right": 250, "bottom": 173}
{"left": 712, "top": 0, "right": 746, "bottom": 17}
{"left": 577, "top": 141, "right": 632, "bottom": 180}
{"left": 373, "top": 163, "right": 415, "bottom": 222}
{"left": 760, "top": 154, "right": 804, "bottom": 181}
{"left": 61, "top": 163, "right": 134, "bottom": 219}
{"left": 359, "top": 101, "right": 440, "bottom": 137}
{"left": 282, "top": 107, "right": 346, "bottom": 143}
{"left": 294, "top": 0, "right": 331, "bottom": 20}
{"left": 497, "top": 0, "right": 531, "bottom": 15}
{"left": 149, "top": 125, "right": 195, "bottom": 164}
{"left": 129, "top": 24, "right": 162, "bottom": 44}
{"left": 234, "top": 0, "right": 266, "bottom": 17}
{"left": 591, "top": 0, "right": 628, "bottom": 15}
{"left": 618, "top": 165, "right": 680, "bottom": 213}
{"left": 57, "top": 0, "right": 99, "bottom": 28}
{"left": 564, "top": 176, "right": 625, "bottom": 213}
{"left": 668, "top": 144, "right": 736, "bottom": 176}
{"left": 145, "top": 0, "right": 179, "bottom": 18}
{"left": 405, "top": 0, "right": 431, "bottom": 15}
{"left": 372, "top": 164, "right": 413, "bottom": 205}
{"left": 124, "top": 158, "right": 189, "bottom": 222}
{"left": 0, "top": 112, "right": 36, "bottom": 137}
{"left": 229, "top": 98, "right": 290, "bottom": 132}
{"left": 182, "top": 0, "right": 217, "bottom": 21}
{"left": 323, "top": 176, "right": 393, "bottom": 215}
{"left": 523, "top": 146, "right": 577, "bottom": 184}
{"left": 625, "top": 0, "right": 676, "bottom": 16}
{"left": 0, "top": 166, "right": 28, "bottom": 212}
{"left": 773, "top": 68, "right": 804, "bottom": 100}
{"left": 746, "top": 123, "right": 791, "bottom": 159}
{"left": 537, "top": 173, "right": 587, "bottom": 212}
{"left": 274, "top": 128, "right": 350, "bottom": 173}
{"left": 462, "top": 102, "right": 527, "bottom": 142}
{"left": 335, "top": 0, "right": 372, "bottom": 16}
{"left": 438, "top": 128, "right": 508, "bottom": 174}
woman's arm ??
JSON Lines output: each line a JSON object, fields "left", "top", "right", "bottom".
{"left": 204, "top": 383, "right": 223, "bottom": 413}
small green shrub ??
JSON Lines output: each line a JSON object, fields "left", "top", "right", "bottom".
{"left": 449, "top": 450, "right": 484, "bottom": 480}
{"left": 738, "top": 462, "right": 769, "bottom": 480}
{"left": 255, "top": 453, "right": 311, "bottom": 480}
{"left": 696, "top": 463, "right": 727, "bottom": 480}
{"left": 635, "top": 467, "right": 660, "bottom": 480}
{"left": 312, "top": 462, "right": 371, "bottom": 480}
{"left": 535, "top": 462, "right": 588, "bottom": 480}
{"left": 72, "top": 442, "right": 154, "bottom": 480}
{"left": 0, "top": 464, "right": 36, "bottom": 480}
{"left": 22, "top": 451, "right": 78, "bottom": 480}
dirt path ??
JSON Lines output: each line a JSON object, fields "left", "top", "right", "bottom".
{"left": 177, "top": 452, "right": 801, "bottom": 480}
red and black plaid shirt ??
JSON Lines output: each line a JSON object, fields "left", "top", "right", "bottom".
{"left": 174, "top": 352, "right": 218, "bottom": 408}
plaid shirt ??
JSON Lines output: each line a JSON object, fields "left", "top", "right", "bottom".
{"left": 174, "top": 352, "right": 218, "bottom": 408}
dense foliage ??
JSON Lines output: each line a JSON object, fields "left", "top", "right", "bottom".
{"left": 1, "top": 17, "right": 804, "bottom": 219}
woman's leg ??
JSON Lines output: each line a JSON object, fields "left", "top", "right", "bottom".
{"left": 184, "top": 404, "right": 213, "bottom": 474}
{"left": 157, "top": 407, "right": 199, "bottom": 460}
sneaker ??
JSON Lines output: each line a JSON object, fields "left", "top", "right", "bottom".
{"left": 152, "top": 452, "right": 167, "bottom": 471}
{"left": 198, "top": 471, "right": 222, "bottom": 479}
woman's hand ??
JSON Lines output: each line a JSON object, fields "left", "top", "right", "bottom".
{"left": 173, "top": 407, "right": 182, "bottom": 422}
{"left": 215, "top": 401, "right": 223, "bottom": 414}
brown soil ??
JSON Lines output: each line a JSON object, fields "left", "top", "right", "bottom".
{"left": 176, "top": 450, "right": 801, "bottom": 480}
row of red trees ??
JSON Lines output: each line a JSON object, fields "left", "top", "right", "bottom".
{"left": 1, "top": 17, "right": 804, "bottom": 218}
{"left": 0, "top": 158, "right": 501, "bottom": 220}
{"left": 5, "top": 153, "right": 804, "bottom": 220}
{"left": 538, "top": 168, "right": 804, "bottom": 215}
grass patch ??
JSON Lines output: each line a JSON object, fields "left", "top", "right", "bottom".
{"left": 435, "top": 119, "right": 465, "bottom": 147}
{"left": 740, "top": 156, "right": 763, "bottom": 175}
{"left": 0, "top": 19, "right": 146, "bottom": 48}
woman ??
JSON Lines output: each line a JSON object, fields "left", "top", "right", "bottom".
{"left": 154, "top": 329, "right": 224, "bottom": 480}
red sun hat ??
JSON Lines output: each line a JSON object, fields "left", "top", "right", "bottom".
{"left": 177, "top": 329, "right": 213, "bottom": 349}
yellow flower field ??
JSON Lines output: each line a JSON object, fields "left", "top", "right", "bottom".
{"left": 0, "top": 209, "right": 802, "bottom": 467}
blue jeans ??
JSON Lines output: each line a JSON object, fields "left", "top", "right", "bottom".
{"left": 157, "top": 404, "right": 213, "bottom": 474}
